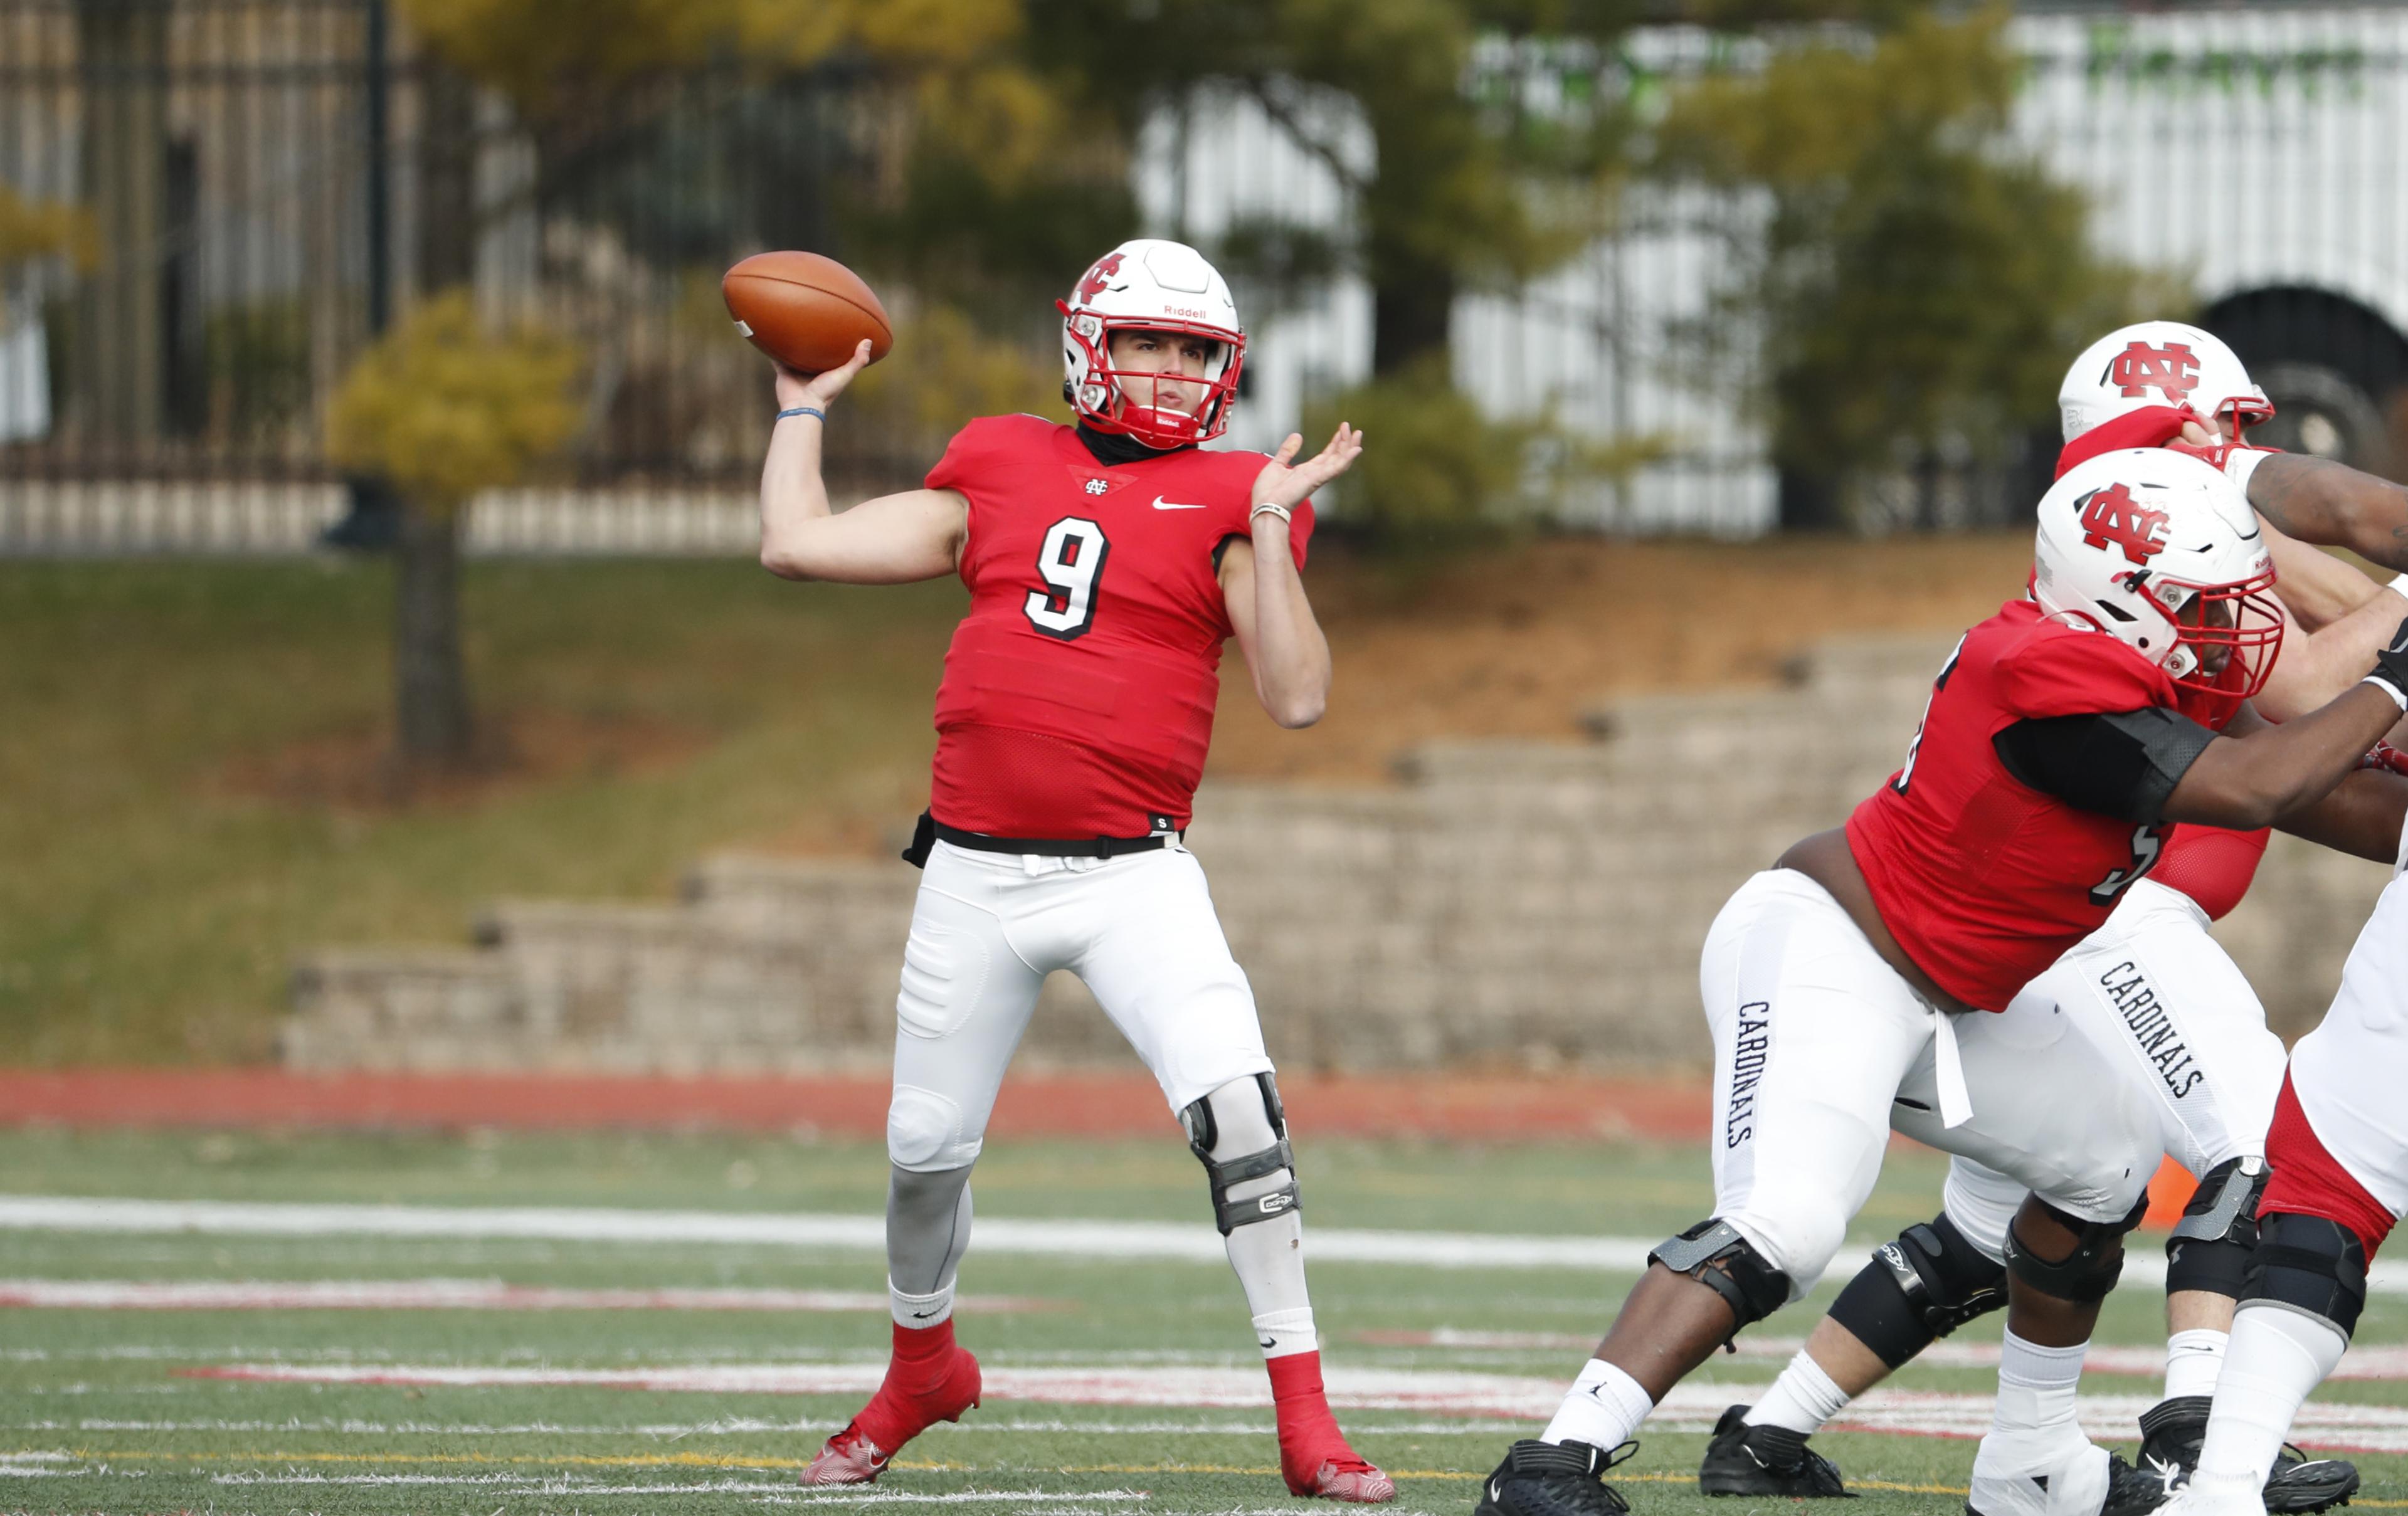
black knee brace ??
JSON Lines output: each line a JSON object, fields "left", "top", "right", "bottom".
{"left": 2242, "top": 1213, "right": 2368, "bottom": 1339}
{"left": 2166, "top": 1155, "right": 2268, "bottom": 1301}
{"left": 1651, "top": 1218, "right": 1793, "bottom": 1335}
{"left": 2002, "top": 1195, "right": 2148, "bottom": 1304}
{"left": 1181, "top": 1072, "right": 1301, "bottom": 1235}
{"left": 1829, "top": 1213, "right": 2008, "bottom": 1369}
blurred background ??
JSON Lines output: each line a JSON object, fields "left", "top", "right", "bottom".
{"left": 1, "top": 0, "right": 2404, "bottom": 1088}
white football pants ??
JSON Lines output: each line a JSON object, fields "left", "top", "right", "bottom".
{"left": 1941, "top": 877, "right": 2290, "bottom": 1256}
{"left": 1703, "top": 868, "right": 2161, "bottom": 1294}
{"left": 2285, "top": 869, "right": 2408, "bottom": 1218}
{"left": 885, "top": 839, "right": 1275, "bottom": 1172}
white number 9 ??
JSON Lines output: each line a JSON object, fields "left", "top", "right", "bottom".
{"left": 1024, "top": 516, "right": 1111, "bottom": 640}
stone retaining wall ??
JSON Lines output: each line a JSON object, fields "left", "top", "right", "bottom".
{"left": 285, "top": 635, "right": 2390, "bottom": 1074}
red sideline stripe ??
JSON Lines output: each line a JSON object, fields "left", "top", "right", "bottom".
{"left": 0, "top": 1069, "right": 1713, "bottom": 1142}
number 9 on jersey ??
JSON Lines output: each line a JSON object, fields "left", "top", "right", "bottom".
{"left": 1025, "top": 516, "right": 1112, "bottom": 641}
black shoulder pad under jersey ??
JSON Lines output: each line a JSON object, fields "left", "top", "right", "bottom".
{"left": 1992, "top": 707, "right": 2218, "bottom": 823}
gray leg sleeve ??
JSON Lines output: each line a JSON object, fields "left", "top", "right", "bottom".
{"left": 887, "top": 1162, "right": 974, "bottom": 1298}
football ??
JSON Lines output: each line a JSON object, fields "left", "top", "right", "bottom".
{"left": 722, "top": 251, "right": 894, "bottom": 374}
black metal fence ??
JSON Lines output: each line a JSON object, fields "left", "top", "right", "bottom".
{"left": 0, "top": 0, "right": 897, "bottom": 497}
{"left": 7, "top": 2, "right": 2408, "bottom": 545}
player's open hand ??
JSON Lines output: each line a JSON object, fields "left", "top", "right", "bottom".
{"left": 773, "top": 339, "right": 875, "bottom": 413}
{"left": 1252, "top": 423, "right": 1363, "bottom": 516}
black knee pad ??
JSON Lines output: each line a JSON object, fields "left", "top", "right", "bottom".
{"left": 1830, "top": 1212, "right": 2008, "bottom": 1369}
{"left": 2165, "top": 1155, "right": 2268, "bottom": 1301}
{"left": 2002, "top": 1194, "right": 2148, "bottom": 1305}
{"left": 1651, "top": 1218, "right": 1793, "bottom": 1335}
{"left": 2242, "top": 1212, "right": 2368, "bottom": 1339}
{"left": 1181, "top": 1071, "right": 1299, "bottom": 1235}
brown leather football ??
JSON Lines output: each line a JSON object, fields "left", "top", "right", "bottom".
{"left": 722, "top": 251, "right": 894, "bottom": 374}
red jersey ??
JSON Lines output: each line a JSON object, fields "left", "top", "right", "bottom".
{"left": 1846, "top": 598, "right": 2220, "bottom": 1011}
{"left": 922, "top": 416, "right": 1312, "bottom": 838}
{"left": 2151, "top": 824, "right": 2270, "bottom": 922}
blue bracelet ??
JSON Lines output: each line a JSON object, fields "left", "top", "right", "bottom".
{"left": 776, "top": 406, "right": 825, "bottom": 423}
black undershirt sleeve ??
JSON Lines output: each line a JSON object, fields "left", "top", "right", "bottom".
{"left": 1992, "top": 707, "right": 2220, "bottom": 824}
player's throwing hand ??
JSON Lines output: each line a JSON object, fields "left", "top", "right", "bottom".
{"left": 774, "top": 338, "right": 875, "bottom": 413}
{"left": 1253, "top": 424, "right": 1362, "bottom": 516}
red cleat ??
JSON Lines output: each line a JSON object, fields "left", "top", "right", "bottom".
{"left": 801, "top": 1320, "right": 981, "bottom": 1487}
{"left": 1269, "top": 1350, "right": 1397, "bottom": 1504}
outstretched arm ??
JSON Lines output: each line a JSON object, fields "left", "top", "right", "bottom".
{"left": 2255, "top": 571, "right": 2408, "bottom": 720}
{"left": 2274, "top": 767, "right": 2408, "bottom": 865}
{"left": 1220, "top": 424, "right": 1359, "bottom": 729}
{"left": 2261, "top": 518, "right": 2384, "bottom": 632}
{"left": 2166, "top": 683, "right": 2406, "bottom": 831}
{"left": 758, "top": 340, "right": 967, "bottom": 584}
{"left": 2247, "top": 453, "right": 2408, "bottom": 575}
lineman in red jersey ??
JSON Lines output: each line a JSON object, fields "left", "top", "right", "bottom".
{"left": 1474, "top": 447, "right": 2408, "bottom": 1516}
{"left": 756, "top": 239, "right": 1393, "bottom": 1503}
{"left": 1698, "top": 323, "right": 2408, "bottom": 1510}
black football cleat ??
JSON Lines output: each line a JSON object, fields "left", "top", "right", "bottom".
{"left": 1699, "top": 1404, "right": 1856, "bottom": 1497}
{"left": 2136, "top": 1396, "right": 2359, "bottom": 1514}
{"left": 2104, "top": 1450, "right": 2182, "bottom": 1516}
{"left": 1474, "top": 1438, "right": 1634, "bottom": 1516}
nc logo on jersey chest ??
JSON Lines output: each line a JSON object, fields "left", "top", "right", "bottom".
{"left": 1083, "top": 478, "right": 1109, "bottom": 495}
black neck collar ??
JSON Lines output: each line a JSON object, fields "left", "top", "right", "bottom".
{"left": 1077, "top": 421, "right": 1190, "bottom": 467}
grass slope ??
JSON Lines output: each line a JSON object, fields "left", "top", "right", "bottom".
{"left": 3, "top": 1131, "right": 2405, "bottom": 1516}
{"left": 1, "top": 535, "right": 2039, "bottom": 1064}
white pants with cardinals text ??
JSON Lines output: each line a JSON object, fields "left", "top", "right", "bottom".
{"left": 884, "top": 839, "right": 1275, "bottom": 1172}
{"left": 1940, "top": 877, "right": 2289, "bottom": 1256}
{"left": 1703, "top": 868, "right": 2161, "bottom": 1295}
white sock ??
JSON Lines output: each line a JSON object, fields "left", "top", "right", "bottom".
{"left": 1252, "top": 1305, "right": 1318, "bottom": 1359}
{"left": 2163, "top": 1327, "right": 2230, "bottom": 1401}
{"left": 1990, "top": 1330, "right": 2089, "bottom": 1450}
{"left": 889, "top": 1278, "right": 954, "bottom": 1329}
{"left": 1748, "top": 1348, "right": 1853, "bottom": 1434}
{"left": 1542, "top": 1358, "right": 1655, "bottom": 1449}
{"left": 2192, "top": 1303, "right": 2348, "bottom": 1490}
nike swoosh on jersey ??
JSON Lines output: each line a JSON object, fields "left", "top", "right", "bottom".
{"left": 1151, "top": 496, "right": 1207, "bottom": 510}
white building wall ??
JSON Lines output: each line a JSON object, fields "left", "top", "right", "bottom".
{"left": 1136, "top": 8, "right": 2408, "bottom": 536}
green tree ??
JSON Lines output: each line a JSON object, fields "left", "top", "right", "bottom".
{"left": 325, "top": 294, "right": 581, "bottom": 773}
{"left": 1650, "top": 5, "right": 2163, "bottom": 527}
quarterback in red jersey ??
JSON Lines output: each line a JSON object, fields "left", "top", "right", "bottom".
{"left": 756, "top": 238, "right": 1391, "bottom": 1503}
{"left": 1698, "top": 324, "right": 2408, "bottom": 1512}
{"left": 1474, "top": 446, "right": 2408, "bottom": 1516}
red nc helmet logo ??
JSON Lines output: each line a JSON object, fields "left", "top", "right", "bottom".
{"left": 2106, "top": 342, "right": 2200, "bottom": 403}
{"left": 1076, "top": 252, "right": 1126, "bottom": 303}
{"left": 2078, "top": 482, "right": 2171, "bottom": 566}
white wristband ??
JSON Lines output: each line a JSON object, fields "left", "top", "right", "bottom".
{"left": 2226, "top": 445, "right": 2271, "bottom": 496}
{"left": 1250, "top": 503, "right": 1292, "bottom": 527}
{"left": 2363, "top": 673, "right": 2408, "bottom": 712}
{"left": 2387, "top": 571, "right": 2408, "bottom": 603}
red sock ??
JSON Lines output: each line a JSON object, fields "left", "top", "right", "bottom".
{"left": 1269, "top": 1351, "right": 1371, "bottom": 1482}
{"left": 852, "top": 1320, "right": 978, "bottom": 1451}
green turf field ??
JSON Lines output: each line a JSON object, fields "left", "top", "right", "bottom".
{"left": 4, "top": 1130, "right": 2405, "bottom": 1515}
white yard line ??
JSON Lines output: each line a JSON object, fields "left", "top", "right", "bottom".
{"left": 4, "top": 1416, "right": 1526, "bottom": 1437}
{"left": 1367, "top": 1329, "right": 2408, "bottom": 1381}
{"left": 19, "top": 1195, "right": 2407, "bottom": 1293}
{"left": 0, "top": 1277, "right": 1050, "bottom": 1313}
{"left": 181, "top": 1360, "right": 2408, "bottom": 1455}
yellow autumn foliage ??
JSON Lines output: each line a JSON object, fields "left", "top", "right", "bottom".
{"left": 0, "top": 185, "right": 97, "bottom": 275}
{"left": 398, "top": 0, "right": 1022, "bottom": 110}
{"left": 325, "top": 292, "right": 582, "bottom": 510}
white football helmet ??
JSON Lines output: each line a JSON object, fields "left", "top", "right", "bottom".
{"left": 2059, "top": 321, "right": 2273, "bottom": 443}
{"left": 1059, "top": 238, "right": 1245, "bottom": 448}
{"left": 2033, "top": 449, "right": 2282, "bottom": 713}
